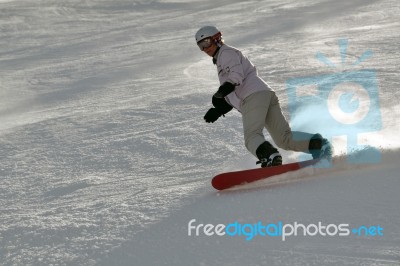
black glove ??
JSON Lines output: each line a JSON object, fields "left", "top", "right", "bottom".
{"left": 204, "top": 108, "right": 222, "bottom": 123}
{"left": 213, "top": 82, "right": 236, "bottom": 98}
{"left": 212, "top": 95, "right": 233, "bottom": 115}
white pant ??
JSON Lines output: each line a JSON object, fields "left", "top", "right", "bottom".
{"left": 241, "top": 91, "right": 313, "bottom": 157}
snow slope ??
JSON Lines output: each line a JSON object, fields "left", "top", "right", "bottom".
{"left": 0, "top": 0, "right": 399, "bottom": 265}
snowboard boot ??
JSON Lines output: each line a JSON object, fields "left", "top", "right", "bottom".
{"left": 256, "top": 141, "right": 282, "bottom": 168}
{"left": 308, "top": 133, "right": 333, "bottom": 160}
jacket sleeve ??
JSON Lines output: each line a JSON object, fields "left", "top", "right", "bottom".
{"left": 218, "top": 49, "right": 245, "bottom": 86}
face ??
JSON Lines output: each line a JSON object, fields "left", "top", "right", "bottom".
{"left": 197, "top": 37, "right": 218, "bottom": 57}
{"left": 203, "top": 43, "right": 218, "bottom": 57}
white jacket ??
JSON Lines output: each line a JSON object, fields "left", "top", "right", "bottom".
{"left": 214, "top": 44, "right": 272, "bottom": 111}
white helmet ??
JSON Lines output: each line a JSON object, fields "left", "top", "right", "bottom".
{"left": 195, "top": 26, "right": 222, "bottom": 43}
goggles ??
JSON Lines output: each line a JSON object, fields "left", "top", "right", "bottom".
{"left": 197, "top": 37, "right": 213, "bottom": 51}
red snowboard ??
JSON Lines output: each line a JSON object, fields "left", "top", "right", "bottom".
{"left": 211, "top": 158, "right": 320, "bottom": 190}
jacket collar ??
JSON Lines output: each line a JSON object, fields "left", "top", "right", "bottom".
{"left": 212, "top": 46, "right": 221, "bottom": 65}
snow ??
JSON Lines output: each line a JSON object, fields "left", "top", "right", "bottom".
{"left": 0, "top": 0, "right": 399, "bottom": 265}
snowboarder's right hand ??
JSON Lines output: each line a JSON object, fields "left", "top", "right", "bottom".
{"left": 204, "top": 108, "right": 222, "bottom": 123}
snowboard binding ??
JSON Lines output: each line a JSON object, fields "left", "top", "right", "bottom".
{"left": 309, "top": 134, "right": 333, "bottom": 160}
{"left": 256, "top": 152, "right": 283, "bottom": 167}
{"left": 255, "top": 141, "right": 282, "bottom": 167}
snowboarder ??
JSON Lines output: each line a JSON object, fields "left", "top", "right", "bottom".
{"left": 195, "top": 26, "right": 332, "bottom": 167}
